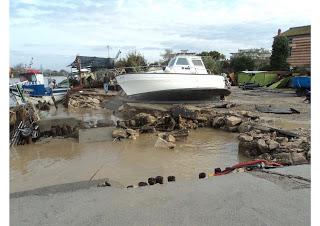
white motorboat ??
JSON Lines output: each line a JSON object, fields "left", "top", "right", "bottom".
{"left": 116, "top": 54, "right": 230, "bottom": 101}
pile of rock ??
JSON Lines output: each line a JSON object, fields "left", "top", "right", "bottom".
{"left": 111, "top": 104, "right": 310, "bottom": 162}
{"left": 67, "top": 92, "right": 104, "bottom": 109}
{"left": 238, "top": 130, "right": 310, "bottom": 165}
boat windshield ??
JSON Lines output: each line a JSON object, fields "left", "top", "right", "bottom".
{"left": 176, "top": 58, "right": 189, "bottom": 65}
{"left": 192, "top": 59, "right": 203, "bottom": 66}
{"left": 168, "top": 58, "right": 176, "bottom": 67}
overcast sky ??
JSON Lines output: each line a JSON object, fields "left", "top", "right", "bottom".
{"left": 10, "top": 0, "right": 311, "bottom": 70}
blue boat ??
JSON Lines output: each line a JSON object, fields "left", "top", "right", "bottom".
{"left": 290, "top": 76, "right": 311, "bottom": 89}
{"left": 10, "top": 69, "right": 69, "bottom": 105}
{"left": 290, "top": 75, "right": 311, "bottom": 97}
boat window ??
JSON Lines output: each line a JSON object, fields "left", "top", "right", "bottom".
{"left": 192, "top": 59, "right": 203, "bottom": 66}
{"left": 168, "top": 58, "right": 176, "bottom": 67}
{"left": 176, "top": 58, "right": 189, "bottom": 65}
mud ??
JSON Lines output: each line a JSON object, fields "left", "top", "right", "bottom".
{"left": 10, "top": 128, "right": 245, "bottom": 193}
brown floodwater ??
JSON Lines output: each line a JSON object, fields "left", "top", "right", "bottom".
{"left": 10, "top": 128, "right": 244, "bottom": 193}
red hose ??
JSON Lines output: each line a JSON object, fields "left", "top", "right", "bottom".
{"left": 213, "top": 159, "right": 283, "bottom": 176}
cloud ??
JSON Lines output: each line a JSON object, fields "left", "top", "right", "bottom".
{"left": 10, "top": 0, "right": 311, "bottom": 69}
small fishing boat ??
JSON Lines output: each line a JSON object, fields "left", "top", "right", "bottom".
{"left": 9, "top": 69, "right": 69, "bottom": 105}
{"left": 116, "top": 54, "right": 230, "bottom": 101}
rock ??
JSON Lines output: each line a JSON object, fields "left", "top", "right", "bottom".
{"left": 126, "top": 128, "right": 139, "bottom": 139}
{"left": 97, "top": 119, "right": 115, "bottom": 127}
{"left": 267, "top": 140, "right": 280, "bottom": 151}
{"left": 257, "top": 153, "right": 272, "bottom": 161}
{"left": 257, "top": 139, "right": 268, "bottom": 153}
{"left": 170, "top": 105, "right": 200, "bottom": 120}
{"left": 272, "top": 152, "right": 293, "bottom": 165}
{"left": 240, "top": 111, "right": 259, "bottom": 119}
{"left": 275, "top": 137, "right": 289, "bottom": 144}
{"left": 238, "top": 134, "right": 253, "bottom": 142}
{"left": 307, "top": 151, "right": 311, "bottom": 160}
{"left": 129, "top": 120, "right": 136, "bottom": 127}
{"left": 238, "top": 140, "right": 258, "bottom": 157}
{"left": 212, "top": 116, "right": 225, "bottom": 128}
{"left": 226, "top": 126, "right": 239, "bottom": 132}
{"left": 139, "top": 125, "right": 156, "bottom": 133}
{"left": 134, "top": 113, "right": 157, "bottom": 126}
{"left": 112, "top": 129, "right": 127, "bottom": 139}
{"left": 169, "top": 129, "right": 189, "bottom": 140}
{"left": 237, "top": 122, "right": 253, "bottom": 133}
{"left": 154, "top": 137, "right": 176, "bottom": 149}
{"left": 226, "top": 116, "right": 242, "bottom": 127}
{"left": 158, "top": 133, "right": 176, "bottom": 143}
{"left": 116, "top": 120, "right": 127, "bottom": 129}
{"left": 291, "top": 152, "right": 308, "bottom": 165}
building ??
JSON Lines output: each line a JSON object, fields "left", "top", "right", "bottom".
{"left": 230, "top": 48, "right": 271, "bottom": 70}
{"left": 278, "top": 25, "right": 311, "bottom": 68}
{"left": 230, "top": 48, "right": 271, "bottom": 60}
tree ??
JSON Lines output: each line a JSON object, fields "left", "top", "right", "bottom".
{"left": 11, "top": 63, "right": 26, "bottom": 77}
{"left": 270, "top": 36, "right": 290, "bottom": 70}
{"left": 230, "top": 56, "right": 255, "bottom": 72}
{"left": 115, "top": 51, "right": 147, "bottom": 72}
{"left": 160, "top": 49, "right": 174, "bottom": 65}
{"left": 201, "top": 56, "right": 224, "bottom": 74}
{"left": 198, "top": 51, "right": 225, "bottom": 61}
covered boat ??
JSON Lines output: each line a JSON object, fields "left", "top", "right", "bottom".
{"left": 116, "top": 54, "right": 230, "bottom": 101}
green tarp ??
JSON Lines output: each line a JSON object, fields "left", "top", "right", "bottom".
{"left": 269, "top": 77, "right": 291, "bottom": 89}
{"left": 237, "top": 72, "right": 278, "bottom": 86}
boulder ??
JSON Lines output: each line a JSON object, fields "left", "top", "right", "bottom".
{"left": 134, "top": 113, "right": 157, "bottom": 126}
{"left": 267, "top": 140, "right": 280, "bottom": 151}
{"left": 226, "top": 126, "right": 239, "bottom": 133}
{"left": 112, "top": 129, "right": 127, "bottom": 139}
{"left": 170, "top": 105, "right": 200, "bottom": 120}
{"left": 158, "top": 133, "right": 176, "bottom": 143}
{"left": 226, "top": 116, "right": 242, "bottom": 127}
{"left": 126, "top": 129, "right": 139, "bottom": 139}
{"left": 154, "top": 137, "right": 176, "bottom": 149}
{"left": 257, "top": 153, "right": 272, "bottom": 161}
{"left": 307, "top": 151, "right": 311, "bottom": 160}
{"left": 238, "top": 134, "right": 253, "bottom": 142}
{"left": 97, "top": 119, "right": 115, "bottom": 127}
{"left": 291, "top": 152, "right": 308, "bottom": 165}
{"left": 240, "top": 110, "right": 259, "bottom": 119}
{"left": 272, "top": 152, "right": 293, "bottom": 165}
{"left": 257, "top": 139, "right": 268, "bottom": 153}
{"left": 238, "top": 140, "right": 258, "bottom": 157}
{"left": 237, "top": 122, "right": 253, "bottom": 133}
{"left": 212, "top": 116, "right": 225, "bottom": 128}
{"left": 139, "top": 125, "right": 156, "bottom": 133}
{"left": 275, "top": 137, "right": 289, "bottom": 144}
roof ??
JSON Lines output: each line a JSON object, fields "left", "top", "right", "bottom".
{"left": 69, "top": 56, "right": 115, "bottom": 70}
{"left": 280, "top": 25, "right": 311, "bottom": 37}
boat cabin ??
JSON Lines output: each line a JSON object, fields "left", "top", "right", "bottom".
{"left": 19, "top": 69, "right": 45, "bottom": 85}
{"left": 164, "top": 55, "right": 208, "bottom": 74}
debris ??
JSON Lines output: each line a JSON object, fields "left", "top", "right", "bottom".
{"left": 255, "top": 105, "right": 300, "bottom": 114}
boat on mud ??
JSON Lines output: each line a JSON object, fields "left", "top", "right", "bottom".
{"left": 116, "top": 54, "right": 231, "bottom": 101}
{"left": 9, "top": 69, "right": 69, "bottom": 105}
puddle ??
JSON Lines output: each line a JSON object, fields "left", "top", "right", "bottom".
{"left": 10, "top": 128, "right": 245, "bottom": 193}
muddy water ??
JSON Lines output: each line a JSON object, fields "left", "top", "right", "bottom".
{"left": 10, "top": 128, "right": 244, "bottom": 193}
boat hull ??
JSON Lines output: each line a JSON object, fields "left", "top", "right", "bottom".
{"left": 116, "top": 73, "right": 230, "bottom": 101}
{"left": 128, "top": 88, "right": 230, "bottom": 101}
